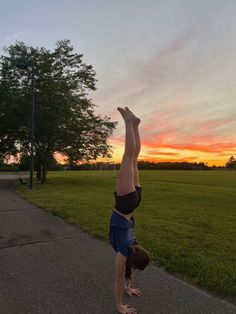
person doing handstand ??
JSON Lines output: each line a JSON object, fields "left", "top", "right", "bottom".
{"left": 109, "top": 107, "right": 150, "bottom": 314}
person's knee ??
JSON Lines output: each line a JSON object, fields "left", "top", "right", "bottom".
{"left": 123, "top": 153, "right": 134, "bottom": 160}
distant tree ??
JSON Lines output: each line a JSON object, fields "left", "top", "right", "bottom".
{"left": 225, "top": 156, "right": 236, "bottom": 169}
{"left": 0, "top": 40, "right": 117, "bottom": 183}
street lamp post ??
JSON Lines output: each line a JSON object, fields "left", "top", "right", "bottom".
{"left": 28, "top": 63, "right": 35, "bottom": 190}
{"left": 2, "top": 56, "right": 35, "bottom": 190}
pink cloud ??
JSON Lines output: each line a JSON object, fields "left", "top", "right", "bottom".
{"left": 109, "top": 135, "right": 123, "bottom": 144}
{"left": 141, "top": 95, "right": 187, "bottom": 132}
{"left": 145, "top": 29, "right": 192, "bottom": 71}
{"left": 198, "top": 115, "right": 236, "bottom": 131}
{"left": 139, "top": 102, "right": 236, "bottom": 155}
{"left": 94, "top": 28, "right": 194, "bottom": 105}
{"left": 110, "top": 106, "right": 236, "bottom": 156}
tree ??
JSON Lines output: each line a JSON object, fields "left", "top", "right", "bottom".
{"left": 0, "top": 40, "right": 117, "bottom": 183}
{"left": 225, "top": 156, "right": 236, "bottom": 169}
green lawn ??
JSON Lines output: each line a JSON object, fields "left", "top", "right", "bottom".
{"left": 14, "top": 170, "right": 236, "bottom": 304}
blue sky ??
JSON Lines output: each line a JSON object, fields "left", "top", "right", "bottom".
{"left": 1, "top": 0, "right": 236, "bottom": 165}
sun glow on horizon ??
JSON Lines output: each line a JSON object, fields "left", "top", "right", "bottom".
{"left": 54, "top": 141, "right": 234, "bottom": 167}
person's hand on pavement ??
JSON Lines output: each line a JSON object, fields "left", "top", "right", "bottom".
{"left": 117, "top": 303, "right": 138, "bottom": 314}
{"left": 126, "top": 288, "right": 143, "bottom": 297}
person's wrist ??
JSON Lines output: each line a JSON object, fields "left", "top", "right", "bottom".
{"left": 116, "top": 303, "right": 122, "bottom": 311}
{"left": 124, "top": 281, "right": 131, "bottom": 289}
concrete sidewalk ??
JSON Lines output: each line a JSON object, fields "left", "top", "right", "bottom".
{"left": 0, "top": 175, "right": 235, "bottom": 314}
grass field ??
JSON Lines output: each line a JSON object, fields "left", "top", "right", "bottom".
{"left": 14, "top": 170, "right": 236, "bottom": 304}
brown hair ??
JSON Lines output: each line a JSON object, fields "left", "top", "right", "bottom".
{"left": 125, "top": 245, "right": 150, "bottom": 280}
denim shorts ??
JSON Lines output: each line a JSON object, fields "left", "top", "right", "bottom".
{"left": 114, "top": 186, "right": 142, "bottom": 215}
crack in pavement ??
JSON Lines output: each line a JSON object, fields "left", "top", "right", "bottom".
{"left": 0, "top": 234, "right": 83, "bottom": 251}
{"left": 0, "top": 208, "right": 39, "bottom": 212}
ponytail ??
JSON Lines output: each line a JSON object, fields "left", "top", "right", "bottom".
{"left": 125, "top": 245, "right": 150, "bottom": 280}
{"left": 125, "top": 247, "right": 135, "bottom": 280}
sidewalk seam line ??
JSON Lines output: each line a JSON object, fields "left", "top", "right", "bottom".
{"left": 0, "top": 235, "right": 83, "bottom": 250}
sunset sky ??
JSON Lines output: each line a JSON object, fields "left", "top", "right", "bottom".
{"left": 1, "top": 0, "right": 236, "bottom": 166}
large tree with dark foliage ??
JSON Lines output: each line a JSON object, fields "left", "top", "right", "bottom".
{"left": 225, "top": 156, "right": 236, "bottom": 170}
{"left": 0, "top": 40, "right": 117, "bottom": 183}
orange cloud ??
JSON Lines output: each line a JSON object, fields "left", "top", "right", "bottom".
{"left": 139, "top": 155, "right": 198, "bottom": 163}
{"left": 218, "top": 151, "right": 236, "bottom": 156}
{"left": 139, "top": 104, "right": 236, "bottom": 155}
{"left": 147, "top": 151, "right": 179, "bottom": 156}
{"left": 110, "top": 125, "right": 236, "bottom": 155}
{"left": 142, "top": 141, "right": 236, "bottom": 154}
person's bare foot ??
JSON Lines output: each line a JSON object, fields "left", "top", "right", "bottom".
{"left": 124, "top": 107, "right": 141, "bottom": 126}
{"left": 117, "top": 107, "right": 133, "bottom": 122}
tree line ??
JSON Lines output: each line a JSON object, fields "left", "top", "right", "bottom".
{"left": 51, "top": 156, "right": 236, "bottom": 171}
{"left": 1, "top": 156, "right": 235, "bottom": 172}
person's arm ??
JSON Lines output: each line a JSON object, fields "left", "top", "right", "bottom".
{"left": 115, "top": 252, "right": 126, "bottom": 310}
{"left": 115, "top": 253, "right": 138, "bottom": 314}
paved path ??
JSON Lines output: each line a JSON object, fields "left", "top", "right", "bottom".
{"left": 0, "top": 175, "right": 235, "bottom": 314}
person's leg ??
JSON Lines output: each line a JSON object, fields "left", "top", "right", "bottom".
{"left": 133, "top": 123, "right": 141, "bottom": 187}
{"left": 115, "top": 107, "right": 136, "bottom": 196}
{"left": 125, "top": 107, "right": 141, "bottom": 187}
